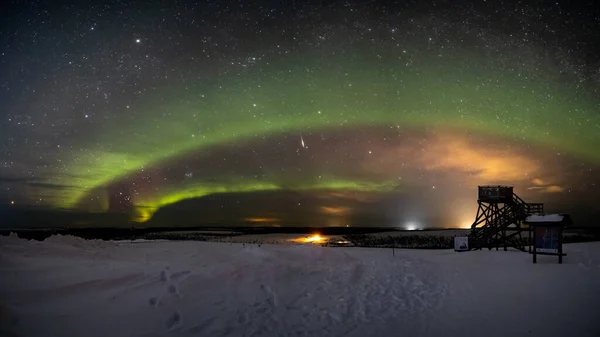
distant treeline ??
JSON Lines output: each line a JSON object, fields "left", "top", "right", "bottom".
{"left": 2, "top": 227, "right": 600, "bottom": 248}
{"left": 341, "top": 231, "right": 600, "bottom": 249}
{"left": 341, "top": 234, "right": 454, "bottom": 249}
{"left": 142, "top": 232, "right": 242, "bottom": 242}
{"left": 0, "top": 226, "right": 451, "bottom": 241}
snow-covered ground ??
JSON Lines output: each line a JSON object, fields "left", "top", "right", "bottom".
{"left": 1, "top": 234, "right": 599, "bottom": 337}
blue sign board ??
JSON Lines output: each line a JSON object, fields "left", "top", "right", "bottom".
{"left": 535, "top": 226, "right": 559, "bottom": 254}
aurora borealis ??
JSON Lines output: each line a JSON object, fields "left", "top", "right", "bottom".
{"left": 1, "top": 0, "right": 599, "bottom": 228}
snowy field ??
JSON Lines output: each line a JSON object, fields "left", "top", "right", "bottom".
{"left": 1, "top": 234, "right": 599, "bottom": 337}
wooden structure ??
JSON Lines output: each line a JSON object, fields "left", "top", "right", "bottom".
{"left": 469, "top": 186, "right": 544, "bottom": 252}
{"left": 526, "top": 214, "right": 571, "bottom": 264}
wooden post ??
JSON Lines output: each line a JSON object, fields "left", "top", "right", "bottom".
{"left": 528, "top": 227, "right": 532, "bottom": 254}
{"left": 558, "top": 228, "right": 563, "bottom": 264}
{"left": 503, "top": 226, "right": 507, "bottom": 251}
{"left": 496, "top": 229, "right": 499, "bottom": 251}
{"left": 532, "top": 227, "right": 537, "bottom": 263}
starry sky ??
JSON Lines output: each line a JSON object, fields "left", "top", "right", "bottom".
{"left": 1, "top": 0, "right": 599, "bottom": 228}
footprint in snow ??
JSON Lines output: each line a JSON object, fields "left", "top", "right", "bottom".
{"left": 149, "top": 268, "right": 188, "bottom": 306}
{"left": 165, "top": 310, "right": 182, "bottom": 330}
{"left": 260, "top": 284, "right": 278, "bottom": 307}
{"left": 160, "top": 268, "right": 170, "bottom": 283}
{"left": 168, "top": 284, "right": 182, "bottom": 298}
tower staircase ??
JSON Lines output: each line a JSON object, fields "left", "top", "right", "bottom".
{"left": 469, "top": 186, "right": 543, "bottom": 251}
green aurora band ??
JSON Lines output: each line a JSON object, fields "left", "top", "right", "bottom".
{"left": 53, "top": 52, "right": 600, "bottom": 216}
{"left": 132, "top": 179, "right": 400, "bottom": 221}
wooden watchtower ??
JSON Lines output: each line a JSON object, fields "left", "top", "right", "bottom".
{"left": 469, "top": 186, "right": 543, "bottom": 251}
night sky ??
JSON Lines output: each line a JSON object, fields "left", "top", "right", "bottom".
{"left": 1, "top": 0, "right": 599, "bottom": 228}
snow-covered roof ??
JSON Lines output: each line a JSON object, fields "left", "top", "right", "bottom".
{"left": 525, "top": 214, "right": 564, "bottom": 223}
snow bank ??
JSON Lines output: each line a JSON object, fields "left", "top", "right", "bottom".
{"left": 1, "top": 235, "right": 599, "bottom": 337}
{"left": 0, "top": 232, "right": 21, "bottom": 244}
{"left": 44, "top": 234, "right": 117, "bottom": 248}
{"left": 0, "top": 233, "right": 117, "bottom": 249}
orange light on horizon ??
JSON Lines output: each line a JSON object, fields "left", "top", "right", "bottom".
{"left": 289, "top": 234, "right": 326, "bottom": 244}
{"left": 305, "top": 234, "right": 323, "bottom": 243}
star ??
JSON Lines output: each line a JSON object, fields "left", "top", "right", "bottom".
{"left": 0, "top": 0, "right": 597, "bottom": 229}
